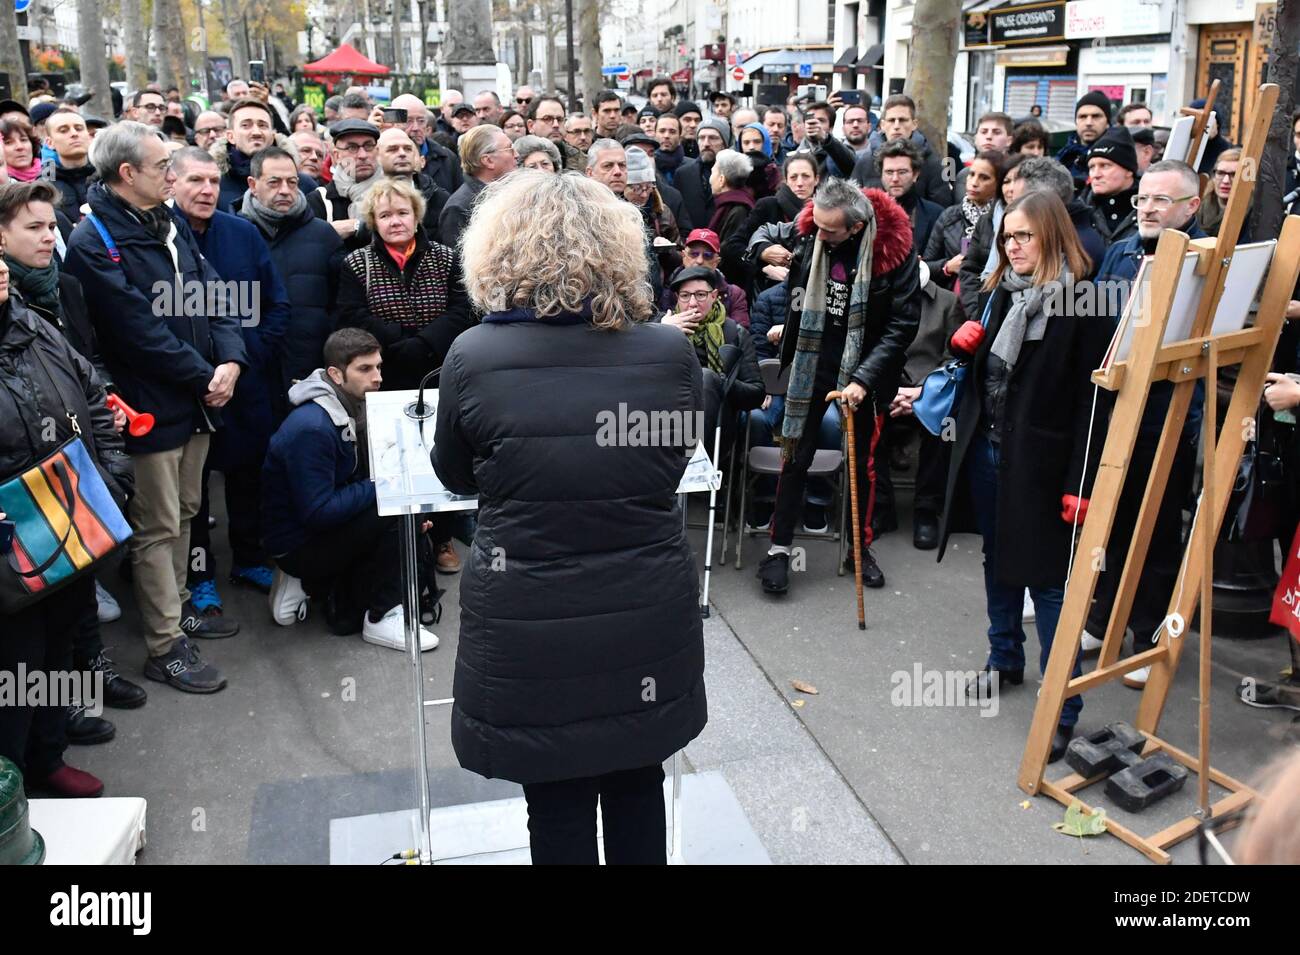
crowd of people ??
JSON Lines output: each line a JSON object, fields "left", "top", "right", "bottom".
{"left": 1, "top": 72, "right": 1299, "bottom": 864}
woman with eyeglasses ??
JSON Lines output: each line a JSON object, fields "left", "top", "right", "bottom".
{"left": 1197, "top": 147, "right": 1254, "bottom": 241}
{"left": 937, "top": 189, "right": 1108, "bottom": 764}
{"left": 500, "top": 109, "right": 527, "bottom": 141}
{"left": 923, "top": 149, "right": 1006, "bottom": 292}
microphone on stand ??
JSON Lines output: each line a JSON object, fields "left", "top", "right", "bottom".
{"left": 404, "top": 365, "right": 443, "bottom": 421}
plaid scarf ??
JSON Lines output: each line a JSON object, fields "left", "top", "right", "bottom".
{"left": 781, "top": 212, "right": 876, "bottom": 459}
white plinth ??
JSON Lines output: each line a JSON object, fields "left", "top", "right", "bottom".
{"left": 28, "top": 796, "right": 147, "bottom": 865}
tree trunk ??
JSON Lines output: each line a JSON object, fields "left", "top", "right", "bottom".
{"left": 544, "top": 28, "right": 556, "bottom": 96}
{"left": 121, "top": 0, "right": 150, "bottom": 92}
{"left": 908, "top": 0, "right": 962, "bottom": 182}
{"left": 221, "top": 0, "right": 249, "bottom": 80}
{"left": 1250, "top": 0, "right": 1300, "bottom": 243}
{"left": 577, "top": 0, "right": 600, "bottom": 111}
{"left": 0, "top": 5, "right": 26, "bottom": 106}
{"left": 152, "top": 0, "right": 187, "bottom": 91}
{"left": 77, "top": 0, "right": 114, "bottom": 119}
{"left": 391, "top": 0, "right": 405, "bottom": 72}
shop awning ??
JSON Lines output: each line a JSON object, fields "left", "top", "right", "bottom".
{"left": 833, "top": 48, "right": 858, "bottom": 73}
{"left": 302, "top": 42, "right": 390, "bottom": 78}
{"left": 671, "top": 67, "right": 692, "bottom": 82}
{"left": 739, "top": 47, "right": 834, "bottom": 76}
{"left": 855, "top": 44, "right": 884, "bottom": 71}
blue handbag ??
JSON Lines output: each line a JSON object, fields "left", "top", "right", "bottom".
{"left": 914, "top": 296, "right": 992, "bottom": 437}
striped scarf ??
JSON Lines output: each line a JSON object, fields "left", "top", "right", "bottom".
{"left": 781, "top": 212, "right": 876, "bottom": 459}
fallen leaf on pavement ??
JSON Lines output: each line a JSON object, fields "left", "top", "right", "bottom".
{"left": 791, "top": 699, "right": 805, "bottom": 708}
{"left": 791, "top": 680, "right": 819, "bottom": 695}
{"left": 1051, "top": 800, "right": 1107, "bottom": 837}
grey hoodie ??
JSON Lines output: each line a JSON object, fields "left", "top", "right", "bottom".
{"left": 289, "top": 369, "right": 365, "bottom": 465}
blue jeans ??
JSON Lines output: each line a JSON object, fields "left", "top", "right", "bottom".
{"left": 966, "top": 433, "right": 1082, "bottom": 727}
{"left": 747, "top": 397, "right": 841, "bottom": 507}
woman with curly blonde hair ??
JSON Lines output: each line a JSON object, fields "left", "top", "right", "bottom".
{"left": 433, "top": 169, "right": 707, "bottom": 864}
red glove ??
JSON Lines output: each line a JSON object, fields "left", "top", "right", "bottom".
{"left": 950, "top": 320, "right": 985, "bottom": 358}
{"left": 1060, "top": 495, "right": 1089, "bottom": 525}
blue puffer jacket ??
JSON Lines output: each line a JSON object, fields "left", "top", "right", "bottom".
{"left": 261, "top": 371, "right": 375, "bottom": 556}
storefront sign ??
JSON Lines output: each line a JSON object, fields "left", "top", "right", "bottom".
{"left": 1080, "top": 43, "right": 1171, "bottom": 75}
{"left": 965, "top": 10, "right": 991, "bottom": 48}
{"left": 996, "top": 45, "right": 1070, "bottom": 68}
{"left": 990, "top": 2, "right": 1066, "bottom": 46}
{"left": 1064, "top": 0, "right": 1168, "bottom": 40}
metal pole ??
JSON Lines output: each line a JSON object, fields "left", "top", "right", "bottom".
{"left": 401, "top": 513, "right": 434, "bottom": 863}
{"left": 563, "top": 0, "right": 576, "bottom": 105}
{"left": 668, "top": 750, "right": 683, "bottom": 862}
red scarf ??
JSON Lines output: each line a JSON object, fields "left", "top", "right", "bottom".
{"left": 385, "top": 238, "right": 417, "bottom": 271}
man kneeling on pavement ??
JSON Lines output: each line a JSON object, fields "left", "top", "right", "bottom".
{"left": 261, "top": 329, "right": 438, "bottom": 651}
{"left": 757, "top": 179, "right": 920, "bottom": 595}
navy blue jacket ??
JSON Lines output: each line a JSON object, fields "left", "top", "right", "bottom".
{"left": 186, "top": 208, "right": 292, "bottom": 470}
{"left": 64, "top": 182, "right": 247, "bottom": 454}
{"left": 749, "top": 282, "right": 788, "bottom": 360}
{"left": 261, "top": 372, "right": 374, "bottom": 556}
{"left": 241, "top": 200, "right": 343, "bottom": 387}
{"left": 1094, "top": 218, "right": 1207, "bottom": 441}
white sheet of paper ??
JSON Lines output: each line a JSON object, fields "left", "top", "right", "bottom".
{"left": 1164, "top": 114, "right": 1196, "bottom": 167}
{"left": 1211, "top": 241, "right": 1275, "bottom": 336}
{"left": 678, "top": 442, "right": 722, "bottom": 493}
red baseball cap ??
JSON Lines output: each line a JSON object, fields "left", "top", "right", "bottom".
{"left": 685, "top": 228, "right": 721, "bottom": 253}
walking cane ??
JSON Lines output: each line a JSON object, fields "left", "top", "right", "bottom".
{"left": 827, "top": 390, "right": 865, "bottom": 631}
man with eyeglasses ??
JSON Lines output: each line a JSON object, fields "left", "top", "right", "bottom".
{"left": 662, "top": 228, "right": 751, "bottom": 328}
{"left": 307, "top": 118, "right": 382, "bottom": 250}
{"left": 1085, "top": 159, "right": 1205, "bottom": 688}
{"left": 388, "top": 94, "right": 462, "bottom": 194}
{"left": 214, "top": 100, "right": 316, "bottom": 213}
{"left": 514, "top": 86, "right": 536, "bottom": 110}
{"left": 527, "top": 96, "right": 585, "bottom": 171}
{"left": 563, "top": 113, "right": 595, "bottom": 154}
{"left": 849, "top": 94, "right": 953, "bottom": 208}
{"left": 289, "top": 130, "right": 327, "bottom": 181}
{"left": 193, "top": 110, "right": 228, "bottom": 150}
{"left": 128, "top": 89, "right": 167, "bottom": 128}
{"left": 65, "top": 121, "right": 249, "bottom": 694}
{"left": 1080, "top": 124, "right": 1140, "bottom": 242}
{"left": 439, "top": 124, "right": 514, "bottom": 249}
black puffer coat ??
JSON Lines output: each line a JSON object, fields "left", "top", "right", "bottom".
{"left": 0, "top": 300, "right": 132, "bottom": 506}
{"left": 432, "top": 313, "right": 707, "bottom": 785}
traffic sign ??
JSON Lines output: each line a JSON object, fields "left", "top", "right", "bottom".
{"left": 601, "top": 64, "right": 629, "bottom": 76}
{"left": 798, "top": 63, "right": 813, "bottom": 78}
{"left": 731, "top": 65, "right": 746, "bottom": 82}
{"left": 15, "top": 0, "right": 31, "bottom": 12}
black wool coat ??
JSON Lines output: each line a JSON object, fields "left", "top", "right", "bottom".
{"left": 432, "top": 316, "right": 707, "bottom": 785}
{"left": 937, "top": 283, "right": 1111, "bottom": 588}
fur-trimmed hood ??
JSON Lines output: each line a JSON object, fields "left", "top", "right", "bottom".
{"left": 794, "top": 186, "right": 913, "bottom": 277}
{"left": 210, "top": 133, "right": 302, "bottom": 176}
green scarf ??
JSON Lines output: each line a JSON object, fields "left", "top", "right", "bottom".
{"left": 781, "top": 211, "right": 877, "bottom": 459}
{"left": 689, "top": 299, "right": 727, "bottom": 374}
{"left": 7, "top": 257, "right": 60, "bottom": 316}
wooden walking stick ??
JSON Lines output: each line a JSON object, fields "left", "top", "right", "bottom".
{"left": 827, "top": 390, "right": 865, "bottom": 630}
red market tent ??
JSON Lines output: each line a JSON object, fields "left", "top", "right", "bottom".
{"left": 302, "top": 43, "right": 391, "bottom": 81}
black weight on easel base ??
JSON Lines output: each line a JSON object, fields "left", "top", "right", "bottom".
{"left": 1104, "top": 753, "right": 1189, "bottom": 813}
{"left": 1063, "top": 721, "right": 1147, "bottom": 777}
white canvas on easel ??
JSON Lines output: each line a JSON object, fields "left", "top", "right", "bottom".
{"left": 1102, "top": 240, "right": 1276, "bottom": 369}
{"left": 1164, "top": 114, "right": 1197, "bottom": 169}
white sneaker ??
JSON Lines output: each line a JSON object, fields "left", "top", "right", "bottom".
{"left": 95, "top": 580, "right": 122, "bottom": 624}
{"left": 1123, "top": 665, "right": 1150, "bottom": 689}
{"left": 362, "top": 605, "right": 439, "bottom": 652}
{"left": 1022, "top": 591, "right": 1035, "bottom": 622}
{"left": 269, "top": 568, "right": 309, "bottom": 626}
{"left": 1080, "top": 630, "right": 1103, "bottom": 653}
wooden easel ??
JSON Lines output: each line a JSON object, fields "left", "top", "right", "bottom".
{"left": 1017, "top": 83, "right": 1300, "bottom": 863}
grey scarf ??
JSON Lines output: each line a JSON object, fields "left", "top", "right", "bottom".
{"left": 239, "top": 189, "right": 308, "bottom": 239}
{"left": 329, "top": 161, "right": 381, "bottom": 220}
{"left": 989, "top": 261, "right": 1071, "bottom": 370}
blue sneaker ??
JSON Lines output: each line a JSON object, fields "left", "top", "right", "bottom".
{"left": 230, "top": 564, "right": 274, "bottom": 593}
{"left": 190, "top": 579, "right": 222, "bottom": 613}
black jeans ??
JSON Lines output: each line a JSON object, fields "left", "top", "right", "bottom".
{"left": 0, "top": 576, "right": 93, "bottom": 778}
{"left": 874, "top": 414, "right": 949, "bottom": 518}
{"left": 522, "top": 764, "right": 666, "bottom": 865}
{"left": 772, "top": 388, "right": 881, "bottom": 549}
{"left": 1087, "top": 434, "right": 1196, "bottom": 648}
{"left": 189, "top": 463, "right": 266, "bottom": 586}
{"left": 275, "top": 507, "right": 405, "bottom": 625}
